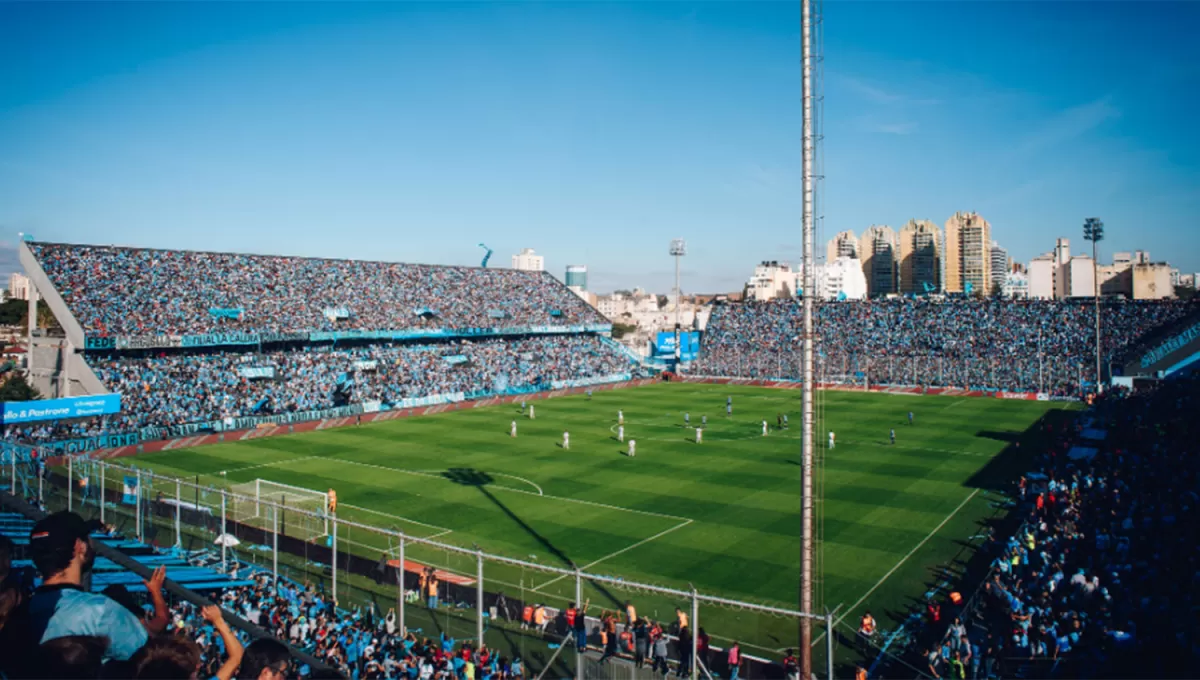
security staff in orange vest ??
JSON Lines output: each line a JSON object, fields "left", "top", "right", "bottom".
{"left": 327, "top": 488, "right": 337, "bottom": 514}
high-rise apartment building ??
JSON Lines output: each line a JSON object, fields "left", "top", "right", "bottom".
{"left": 6, "top": 273, "right": 36, "bottom": 301}
{"left": 943, "top": 212, "right": 992, "bottom": 295}
{"left": 989, "top": 241, "right": 1010, "bottom": 295}
{"left": 860, "top": 225, "right": 898, "bottom": 297}
{"left": 897, "top": 219, "right": 941, "bottom": 294}
{"left": 825, "top": 231, "right": 860, "bottom": 263}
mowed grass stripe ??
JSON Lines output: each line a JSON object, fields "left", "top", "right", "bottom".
{"left": 127, "top": 383, "right": 1074, "bottom": 644}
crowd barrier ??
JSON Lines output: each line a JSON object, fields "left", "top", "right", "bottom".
{"left": 9, "top": 444, "right": 832, "bottom": 680}
{"left": 83, "top": 323, "right": 614, "bottom": 352}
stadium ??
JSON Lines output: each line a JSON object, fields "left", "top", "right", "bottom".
{"left": 3, "top": 232, "right": 1200, "bottom": 679}
{"left": 2, "top": 3, "right": 1199, "bottom": 680}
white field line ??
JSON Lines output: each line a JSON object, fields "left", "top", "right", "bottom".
{"left": 222, "top": 456, "right": 322, "bottom": 474}
{"left": 943, "top": 399, "right": 968, "bottom": 410}
{"left": 484, "top": 472, "right": 543, "bottom": 496}
{"left": 531, "top": 518, "right": 694, "bottom": 593}
{"left": 331, "top": 458, "right": 692, "bottom": 523}
{"left": 337, "top": 502, "right": 453, "bottom": 537}
{"left": 835, "top": 440, "right": 992, "bottom": 458}
{"left": 812, "top": 487, "right": 981, "bottom": 647}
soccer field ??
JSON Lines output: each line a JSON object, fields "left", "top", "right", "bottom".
{"left": 118, "top": 382, "right": 1073, "bottom": 661}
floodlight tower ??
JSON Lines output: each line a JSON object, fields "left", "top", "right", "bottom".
{"left": 800, "top": 0, "right": 818, "bottom": 675}
{"left": 1083, "top": 217, "right": 1104, "bottom": 393}
{"left": 670, "top": 239, "right": 687, "bottom": 361}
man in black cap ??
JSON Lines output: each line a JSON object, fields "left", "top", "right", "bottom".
{"left": 21, "top": 511, "right": 149, "bottom": 661}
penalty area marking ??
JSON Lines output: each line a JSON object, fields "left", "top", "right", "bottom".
{"left": 221, "top": 456, "right": 322, "bottom": 475}
{"left": 531, "top": 517, "right": 694, "bottom": 593}
{"left": 812, "top": 487, "right": 981, "bottom": 647}
{"left": 338, "top": 502, "right": 454, "bottom": 539}
{"left": 328, "top": 457, "right": 691, "bottom": 523}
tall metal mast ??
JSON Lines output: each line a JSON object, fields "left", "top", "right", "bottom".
{"left": 800, "top": 0, "right": 817, "bottom": 675}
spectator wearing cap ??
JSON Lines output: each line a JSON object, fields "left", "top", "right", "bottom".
{"left": 19, "top": 511, "right": 149, "bottom": 662}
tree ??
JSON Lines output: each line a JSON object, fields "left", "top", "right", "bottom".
{"left": 0, "top": 299, "right": 24, "bottom": 326}
{"left": 20, "top": 305, "right": 60, "bottom": 333}
{"left": 0, "top": 373, "right": 41, "bottom": 402}
{"left": 657, "top": 295, "right": 669, "bottom": 310}
{"left": 611, "top": 323, "right": 637, "bottom": 340}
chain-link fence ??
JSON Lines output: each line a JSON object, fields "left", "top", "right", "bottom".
{"left": 6, "top": 454, "right": 837, "bottom": 679}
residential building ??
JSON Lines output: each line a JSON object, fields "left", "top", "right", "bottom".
{"left": 1001, "top": 271, "right": 1029, "bottom": 299}
{"left": 746, "top": 261, "right": 800, "bottom": 301}
{"left": 6, "top": 273, "right": 35, "bottom": 301}
{"left": 1097, "top": 264, "right": 1133, "bottom": 297}
{"left": 989, "top": 242, "right": 1009, "bottom": 295}
{"left": 860, "top": 225, "right": 898, "bottom": 296}
{"left": 511, "top": 248, "right": 544, "bottom": 272}
{"left": 897, "top": 219, "right": 941, "bottom": 294}
{"left": 1063, "top": 255, "right": 1096, "bottom": 298}
{"left": 1028, "top": 254, "right": 1057, "bottom": 300}
{"left": 825, "top": 231, "right": 860, "bottom": 263}
{"left": 1133, "top": 263, "right": 1175, "bottom": 299}
{"left": 817, "top": 257, "right": 868, "bottom": 300}
{"left": 943, "top": 212, "right": 991, "bottom": 295}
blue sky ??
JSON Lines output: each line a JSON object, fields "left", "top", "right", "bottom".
{"left": 1, "top": 2, "right": 1197, "bottom": 293}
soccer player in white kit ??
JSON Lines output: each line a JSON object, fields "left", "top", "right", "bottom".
{"left": 617, "top": 425, "right": 625, "bottom": 442}
{"left": 618, "top": 410, "right": 624, "bottom": 424}
{"left": 628, "top": 440, "right": 636, "bottom": 457}
{"left": 695, "top": 428, "right": 703, "bottom": 444}
{"left": 511, "top": 421, "right": 517, "bottom": 437}
{"left": 529, "top": 405, "right": 535, "bottom": 419}
{"left": 762, "top": 420, "right": 768, "bottom": 436}
{"left": 563, "top": 431, "right": 569, "bottom": 449}
{"left": 829, "top": 431, "right": 835, "bottom": 449}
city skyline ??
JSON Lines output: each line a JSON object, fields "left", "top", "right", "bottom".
{"left": 1, "top": 2, "right": 1197, "bottom": 293}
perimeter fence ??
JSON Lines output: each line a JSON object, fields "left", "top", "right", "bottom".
{"left": 7, "top": 454, "right": 836, "bottom": 680}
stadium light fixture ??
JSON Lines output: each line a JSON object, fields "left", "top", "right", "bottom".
{"left": 1083, "top": 218, "right": 1104, "bottom": 393}
{"left": 669, "top": 239, "right": 687, "bottom": 361}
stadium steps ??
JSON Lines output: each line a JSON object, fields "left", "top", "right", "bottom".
{"left": 16, "top": 242, "right": 109, "bottom": 396}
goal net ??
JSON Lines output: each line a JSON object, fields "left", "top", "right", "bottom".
{"left": 230, "top": 479, "right": 330, "bottom": 541}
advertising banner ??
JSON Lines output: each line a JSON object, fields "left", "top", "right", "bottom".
{"left": 208, "top": 308, "right": 244, "bottom": 319}
{"left": 353, "top": 360, "right": 378, "bottom": 371}
{"left": 362, "top": 400, "right": 382, "bottom": 414}
{"left": 323, "top": 307, "right": 351, "bottom": 320}
{"left": 654, "top": 332, "right": 700, "bottom": 360}
{"left": 117, "top": 335, "right": 182, "bottom": 350}
{"left": 1, "top": 393, "right": 122, "bottom": 425}
{"left": 237, "top": 367, "right": 276, "bottom": 379}
{"left": 442, "top": 355, "right": 469, "bottom": 365}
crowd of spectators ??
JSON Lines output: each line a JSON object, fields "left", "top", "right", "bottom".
{"left": 693, "top": 299, "right": 1196, "bottom": 395}
{"left": 2, "top": 336, "right": 630, "bottom": 441}
{"left": 913, "top": 376, "right": 1200, "bottom": 679}
{"left": 29, "top": 243, "right": 605, "bottom": 338}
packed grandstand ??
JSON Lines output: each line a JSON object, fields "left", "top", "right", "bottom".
{"left": 2, "top": 240, "right": 1200, "bottom": 679}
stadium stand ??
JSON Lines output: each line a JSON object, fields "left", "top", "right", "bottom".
{"left": 694, "top": 298, "right": 1196, "bottom": 395}
{"left": 871, "top": 375, "right": 1200, "bottom": 679}
{"left": 28, "top": 242, "right": 606, "bottom": 337}
{"left": 3, "top": 241, "right": 638, "bottom": 446}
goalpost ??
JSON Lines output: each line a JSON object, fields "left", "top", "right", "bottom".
{"left": 230, "top": 478, "right": 330, "bottom": 540}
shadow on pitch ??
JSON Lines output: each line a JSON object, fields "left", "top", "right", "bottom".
{"left": 442, "top": 467, "right": 623, "bottom": 608}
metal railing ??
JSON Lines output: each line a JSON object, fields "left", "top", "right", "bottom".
{"left": 7, "top": 454, "right": 836, "bottom": 680}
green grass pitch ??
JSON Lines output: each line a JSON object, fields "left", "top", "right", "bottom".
{"left": 119, "top": 382, "right": 1074, "bottom": 661}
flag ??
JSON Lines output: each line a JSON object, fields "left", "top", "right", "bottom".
{"left": 122, "top": 476, "right": 138, "bottom": 505}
